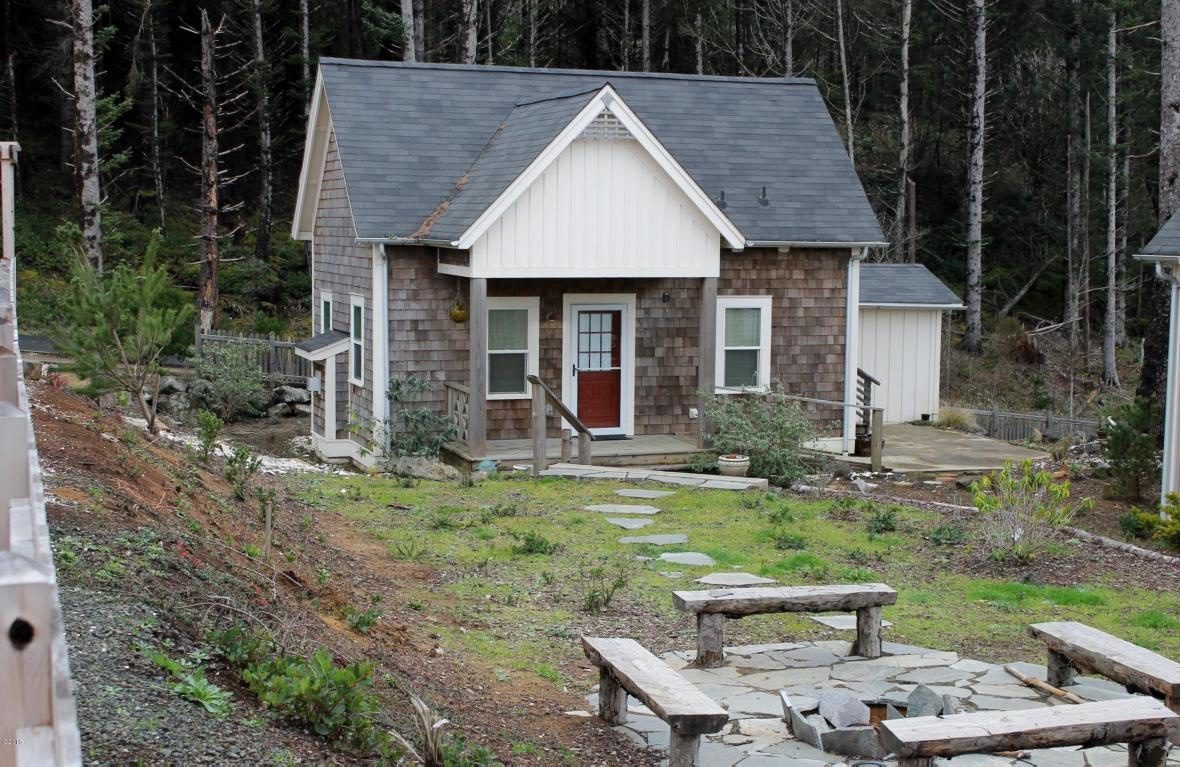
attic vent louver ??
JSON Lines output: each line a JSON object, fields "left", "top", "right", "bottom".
{"left": 581, "top": 111, "right": 632, "bottom": 141}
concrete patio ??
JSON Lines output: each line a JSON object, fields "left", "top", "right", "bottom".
{"left": 811, "top": 424, "right": 1049, "bottom": 473}
{"left": 581, "top": 637, "right": 1178, "bottom": 767}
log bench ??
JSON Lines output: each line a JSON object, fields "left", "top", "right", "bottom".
{"left": 879, "top": 696, "right": 1179, "bottom": 767}
{"left": 1029, "top": 621, "right": 1180, "bottom": 713}
{"left": 581, "top": 636, "right": 728, "bottom": 767}
{"left": 672, "top": 583, "right": 897, "bottom": 667}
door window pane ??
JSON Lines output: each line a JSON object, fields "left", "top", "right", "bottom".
{"left": 489, "top": 309, "right": 528, "bottom": 351}
{"left": 724, "top": 307, "right": 761, "bottom": 347}
{"left": 489, "top": 353, "right": 527, "bottom": 394}
{"left": 723, "top": 349, "right": 759, "bottom": 388}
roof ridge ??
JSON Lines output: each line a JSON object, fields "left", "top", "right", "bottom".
{"left": 514, "top": 83, "right": 608, "bottom": 107}
{"left": 318, "top": 57, "right": 817, "bottom": 86}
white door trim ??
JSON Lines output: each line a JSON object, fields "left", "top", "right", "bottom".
{"left": 561, "top": 293, "right": 636, "bottom": 437}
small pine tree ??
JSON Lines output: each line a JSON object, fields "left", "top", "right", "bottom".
{"left": 55, "top": 228, "right": 192, "bottom": 434}
{"left": 1104, "top": 401, "right": 1161, "bottom": 501}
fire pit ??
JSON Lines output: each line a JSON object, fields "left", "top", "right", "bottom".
{"left": 780, "top": 684, "right": 954, "bottom": 759}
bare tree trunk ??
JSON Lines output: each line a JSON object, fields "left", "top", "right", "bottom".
{"left": 72, "top": 0, "right": 103, "bottom": 273}
{"left": 412, "top": 0, "right": 424, "bottom": 60}
{"left": 461, "top": 0, "right": 478, "bottom": 64}
{"left": 1065, "top": 0, "right": 1083, "bottom": 354}
{"left": 1140, "top": 0, "right": 1180, "bottom": 402}
{"left": 661, "top": 26, "right": 669, "bottom": 71}
{"left": 2, "top": 0, "right": 17, "bottom": 147}
{"left": 695, "top": 11, "right": 703, "bottom": 74}
{"left": 251, "top": 0, "right": 272, "bottom": 261}
{"left": 1083, "top": 93, "right": 1092, "bottom": 368}
{"left": 197, "top": 10, "right": 221, "bottom": 337}
{"left": 147, "top": 3, "right": 165, "bottom": 227}
{"left": 894, "top": 0, "right": 912, "bottom": 262}
{"left": 641, "top": 0, "right": 650, "bottom": 71}
{"left": 835, "top": 0, "right": 855, "bottom": 165}
{"left": 784, "top": 0, "right": 793, "bottom": 76}
{"left": 485, "top": 0, "right": 493, "bottom": 64}
{"left": 1117, "top": 138, "right": 1129, "bottom": 346}
{"left": 301, "top": 0, "right": 312, "bottom": 109}
{"left": 528, "top": 0, "right": 537, "bottom": 67}
{"left": 1103, "top": 12, "right": 1120, "bottom": 388}
{"left": 963, "top": 0, "right": 987, "bottom": 353}
{"left": 622, "top": 0, "right": 630, "bottom": 71}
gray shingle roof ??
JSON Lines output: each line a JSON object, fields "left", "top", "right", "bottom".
{"left": 296, "top": 330, "right": 349, "bottom": 354}
{"left": 319, "top": 59, "right": 885, "bottom": 246}
{"left": 859, "top": 264, "right": 962, "bottom": 308}
{"left": 1138, "top": 213, "right": 1180, "bottom": 257}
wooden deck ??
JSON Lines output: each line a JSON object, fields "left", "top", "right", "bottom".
{"left": 443, "top": 433, "right": 703, "bottom": 470}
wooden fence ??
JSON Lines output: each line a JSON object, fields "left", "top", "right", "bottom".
{"left": 0, "top": 141, "right": 82, "bottom": 767}
{"left": 964, "top": 406, "right": 1101, "bottom": 442}
{"left": 196, "top": 330, "right": 311, "bottom": 384}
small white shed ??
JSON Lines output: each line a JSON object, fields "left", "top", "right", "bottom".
{"left": 857, "top": 263, "right": 963, "bottom": 424}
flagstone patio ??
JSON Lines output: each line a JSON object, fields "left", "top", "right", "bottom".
{"left": 580, "top": 639, "right": 1180, "bottom": 767}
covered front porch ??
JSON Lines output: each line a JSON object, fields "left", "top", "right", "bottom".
{"left": 442, "top": 431, "right": 704, "bottom": 471}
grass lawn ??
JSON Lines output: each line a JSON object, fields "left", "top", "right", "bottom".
{"left": 291, "top": 472, "right": 1180, "bottom": 688}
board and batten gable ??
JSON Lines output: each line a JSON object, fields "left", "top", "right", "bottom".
{"left": 311, "top": 129, "right": 374, "bottom": 437}
{"left": 858, "top": 307, "right": 943, "bottom": 423}
{"left": 468, "top": 136, "right": 722, "bottom": 278}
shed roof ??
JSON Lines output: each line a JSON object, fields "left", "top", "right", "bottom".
{"left": 859, "top": 263, "right": 962, "bottom": 308}
{"left": 1137, "top": 213, "right": 1180, "bottom": 260}
{"left": 316, "top": 59, "right": 885, "bottom": 247}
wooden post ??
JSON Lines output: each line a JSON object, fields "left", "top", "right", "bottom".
{"left": 897, "top": 758, "right": 935, "bottom": 767}
{"left": 990, "top": 402, "right": 1000, "bottom": 438}
{"left": 597, "top": 667, "right": 628, "bottom": 725}
{"left": 1167, "top": 695, "right": 1180, "bottom": 715}
{"left": 668, "top": 732, "right": 702, "bottom": 767}
{"left": 560, "top": 429, "right": 572, "bottom": 463}
{"left": 531, "top": 381, "right": 546, "bottom": 477}
{"left": 851, "top": 604, "right": 883, "bottom": 659}
{"left": 1046, "top": 649, "right": 1076, "bottom": 688}
{"left": 695, "top": 613, "right": 725, "bottom": 668}
{"left": 870, "top": 408, "right": 884, "bottom": 473}
{"left": 1129, "top": 737, "right": 1168, "bottom": 767}
{"left": 697, "top": 277, "right": 717, "bottom": 448}
{"left": 467, "top": 278, "right": 487, "bottom": 459}
{"left": 577, "top": 432, "right": 591, "bottom": 466}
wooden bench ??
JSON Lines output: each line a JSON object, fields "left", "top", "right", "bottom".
{"left": 1030, "top": 621, "right": 1180, "bottom": 713}
{"left": 880, "top": 696, "right": 1179, "bottom": 767}
{"left": 672, "top": 583, "right": 897, "bottom": 667}
{"left": 581, "top": 636, "right": 728, "bottom": 767}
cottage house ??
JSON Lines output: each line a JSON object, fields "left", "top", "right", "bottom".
{"left": 292, "top": 59, "right": 888, "bottom": 468}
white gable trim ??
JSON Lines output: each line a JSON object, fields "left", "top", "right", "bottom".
{"left": 454, "top": 85, "right": 746, "bottom": 251}
{"left": 292, "top": 73, "right": 332, "bottom": 241}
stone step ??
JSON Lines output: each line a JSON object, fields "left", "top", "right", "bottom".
{"left": 604, "top": 517, "right": 653, "bottom": 530}
{"left": 584, "top": 503, "right": 660, "bottom": 515}
{"left": 619, "top": 533, "right": 688, "bottom": 545}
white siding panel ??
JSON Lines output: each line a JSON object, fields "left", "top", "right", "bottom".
{"left": 471, "top": 138, "right": 721, "bottom": 278}
{"left": 857, "top": 307, "right": 944, "bottom": 424}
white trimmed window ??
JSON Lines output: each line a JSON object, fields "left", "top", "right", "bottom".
{"left": 487, "top": 297, "right": 539, "bottom": 399}
{"left": 320, "top": 292, "right": 333, "bottom": 334}
{"left": 716, "top": 296, "right": 772, "bottom": 392}
{"left": 349, "top": 294, "right": 364, "bottom": 386}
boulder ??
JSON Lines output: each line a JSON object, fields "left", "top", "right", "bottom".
{"left": 818, "top": 690, "right": 870, "bottom": 728}
{"left": 267, "top": 403, "right": 293, "bottom": 418}
{"left": 158, "top": 376, "right": 187, "bottom": 395}
{"left": 388, "top": 456, "right": 461, "bottom": 482}
{"left": 906, "top": 684, "right": 944, "bottom": 718}
{"left": 293, "top": 404, "right": 312, "bottom": 416}
{"left": 187, "top": 379, "right": 214, "bottom": 409}
{"left": 270, "top": 385, "right": 310, "bottom": 406}
{"left": 155, "top": 392, "right": 191, "bottom": 416}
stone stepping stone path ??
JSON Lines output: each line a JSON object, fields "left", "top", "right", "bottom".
{"left": 809, "top": 613, "right": 894, "bottom": 631}
{"left": 604, "top": 517, "right": 653, "bottom": 530}
{"left": 658, "top": 551, "right": 715, "bottom": 566}
{"left": 696, "top": 572, "right": 776, "bottom": 587}
{"left": 615, "top": 488, "right": 674, "bottom": 499}
{"left": 584, "top": 503, "right": 660, "bottom": 515}
{"left": 619, "top": 533, "right": 688, "bottom": 545}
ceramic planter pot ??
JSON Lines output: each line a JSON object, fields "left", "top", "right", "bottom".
{"left": 717, "top": 454, "right": 750, "bottom": 477}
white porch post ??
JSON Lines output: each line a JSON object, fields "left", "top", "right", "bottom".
{"left": 371, "top": 244, "right": 389, "bottom": 449}
{"left": 842, "top": 249, "right": 865, "bottom": 454}
{"left": 1161, "top": 265, "right": 1180, "bottom": 508}
{"left": 698, "top": 277, "right": 717, "bottom": 448}
{"left": 468, "top": 277, "right": 488, "bottom": 459}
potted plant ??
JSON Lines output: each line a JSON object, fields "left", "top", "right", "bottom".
{"left": 717, "top": 454, "right": 750, "bottom": 477}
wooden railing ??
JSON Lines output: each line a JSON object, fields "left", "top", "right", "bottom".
{"left": 444, "top": 381, "right": 471, "bottom": 443}
{"left": 527, "top": 374, "right": 593, "bottom": 475}
{"left": 196, "top": 330, "right": 312, "bottom": 383}
{"left": 856, "top": 367, "right": 880, "bottom": 432}
{"left": 0, "top": 141, "right": 82, "bottom": 767}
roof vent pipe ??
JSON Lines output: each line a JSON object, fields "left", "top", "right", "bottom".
{"left": 759, "top": 186, "right": 769, "bottom": 206}
{"left": 717, "top": 190, "right": 727, "bottom": 209}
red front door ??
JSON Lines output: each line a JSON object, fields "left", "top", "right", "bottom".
{"left": 575, "top": 309, "right": 622, "bottom": 430}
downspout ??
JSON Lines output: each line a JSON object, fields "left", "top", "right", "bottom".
{"left": 372, "top": 243, "right": 390, "bottom": 455}
{"left": 1157, "top": 261, "right": 1180, "bottom": 509}
{"left": 842, "top": 247, "right": 868, "bottom": 454}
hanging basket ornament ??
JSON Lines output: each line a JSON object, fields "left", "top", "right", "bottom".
{"left": 448, "top": 286, "right": 469, "bottom": 323}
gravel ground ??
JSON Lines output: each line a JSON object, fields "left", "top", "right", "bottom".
{"left": 61, "top": 586, "right": 353, "bottom": 766}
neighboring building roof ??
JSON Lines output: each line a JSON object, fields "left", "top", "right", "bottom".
{"left": 859, "top": 263, "right": 963, "bottom": 308}
{"left": 1136, "top": 213, "right": 1180, "bottom": 260}
{"left": 316, "top": 59, "right": 885, "bottom": 247}
{"left": 294, "top": 330, "right": 350, "bottom": 361}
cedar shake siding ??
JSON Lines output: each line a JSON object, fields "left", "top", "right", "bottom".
{"left": 312, "top": 130, "right": 374, "bottom": 439}
{"left": 720, "top": 247, "right": 850, "bottom": 428}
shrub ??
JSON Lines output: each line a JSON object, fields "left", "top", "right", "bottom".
{"left": 1104, "top": 401, "right": 1161, "bottom": 501}
{"left": 224, "top": 444, "right": 262, "bottom": 501}
{"left": 511, "top": 530, "right": 559, "bottom": 556}
{"left": 145, "top": 646, "right": 232, "bottom": 717}
{"left": 343, "top": 596, "right": 383, "bottom": 634}
{"left": 928, "top": 523, "right": 968, "bottom": 546}
{"left": 579, "top": 557, "right": 631, "bottom": 614}
{"left": 195, "top": 409, "right": 223, "bottom": 463}
{"left": 382, "top": 376, "right": 456, "bottom": 459}
{"left": 190, "top": 341, "right": 267, "bottom": 421}
{"left": 770, "top": 530, "right": 807, "bottom": 550}
{"left": 699, "top": 382, "right": 814, "bottom": 486}
{"left": 1156, "top": 494, "right": 1180, "bottom": 550}
{"left": 1118, "top": 508, "right": 1160, "bottom": 541}
{"left": 970, "top": 460, "right": 1091, "bottom": 563}
{"left": 864, "top": 505, "right": 899, "bottom": 534}
{"left": 935, "top": 408, "right": 976, "bottom": 432}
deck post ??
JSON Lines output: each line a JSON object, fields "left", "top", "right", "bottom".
{"left": 870, "top": 408, "right": 883, "bottom": 473}
{"left": 697, "top": 277, "right": 717, "bottom": 448}
{"left": 577, "top": 432, "right": 591, "bottom": 465}
{"left": 1129, "top": 737, "right": 1168, "bottom": 767}
{"left": 531, "top": 382, "right": 547, "bottom": 476}
{"left": 695, "top": 613, "right": 725, "bottom": 668}
{"left": 1046, "top": 648, "right": 1076, "bottom": 688}
{"left": 850, "top": 604, "right": 883, "bottom": 658}
{"left": 597, "top": 667, "right": 628, "bottom": 725}
{"left": 560, "top": 429, "right": 572, "bottom": 462}
{"left": 668, "top": 732, "right": 702, "bottom": 767}
{"left": 467, "top": 278, "right": 487, "bottom": 459}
